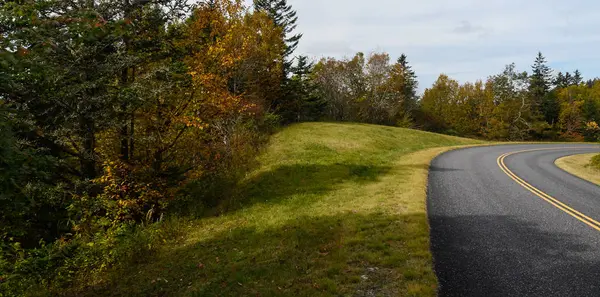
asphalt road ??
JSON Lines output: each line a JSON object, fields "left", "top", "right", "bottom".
{"left": 428, "top": 144, "right": 600, "bottom": 297}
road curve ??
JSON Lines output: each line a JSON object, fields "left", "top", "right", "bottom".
{"left": 428, "top": 144, "right": 600, "bottom": 297}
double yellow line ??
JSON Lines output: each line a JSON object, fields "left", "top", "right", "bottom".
{"left": 497, "top": 148, "right": 600, "bottom": 232}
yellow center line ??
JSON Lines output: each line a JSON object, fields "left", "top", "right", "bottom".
{"left": 497, "top": 147, "right": 600, "bottom": 232}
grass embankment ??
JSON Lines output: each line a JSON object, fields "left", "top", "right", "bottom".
{"left": 65, "top": 122, "right": 482, "bottom": 297}
{"left": 556, "top": 153, "right": 600, "bottom": 186}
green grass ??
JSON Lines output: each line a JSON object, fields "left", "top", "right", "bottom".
{"left": 556, "top": 153, "right": 600, "bottom": 186}
{"left": 61, "top": 122, "right": 482, "bottom": 297}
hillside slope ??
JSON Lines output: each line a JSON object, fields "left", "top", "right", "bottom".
{"left": 68, "top": 122, "right": 482, "bottom": 297}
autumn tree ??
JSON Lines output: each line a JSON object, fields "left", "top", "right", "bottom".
{"left": 558, "top": 85, "right": 586, "bottom": 137}
{"left": 583, "top": 81, "right": 600, "bottom": 123}
{"left": 488, "top": 64, "right": 535, "bottom": 139}
{"left": 312, "top": 58, "right": 353, "bottom": 121}
{"left": 312, "top": 52, "right": 416, "bottom": 126}
{"left": 420, "top": 74, "right": 460, "bottom": 132}
{"left": 360, "top": 53, "right": 394, "bottom": 124}
{"left": 164, "top": 0, "right": 286, "bottom": 208}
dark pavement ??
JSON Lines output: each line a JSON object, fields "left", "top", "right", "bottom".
{"left": 428, "top": 144, "right": 600, "bottom": 297}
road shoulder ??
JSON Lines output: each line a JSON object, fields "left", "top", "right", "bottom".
{"left": 555, "top": 153, "right": 600, "bottom": 186}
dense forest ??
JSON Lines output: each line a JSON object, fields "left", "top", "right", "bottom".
{"left": 1, "top": 0, "right": 599, "bottom": 294}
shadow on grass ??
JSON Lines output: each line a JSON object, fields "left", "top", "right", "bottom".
{"left": 68, "top": 212, "right": 435, "bottom": 297}
{"left": 429, "top": 214, "right": 600, "bottom": 297}
{"left": 71, "top": 213, "right": 600, "bottom": 297}
{"left": 223, "top": 163, "right": 393, "bottom": 211}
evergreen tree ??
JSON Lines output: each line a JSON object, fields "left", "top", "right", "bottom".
{"left": 573, "top": 69, "right": 583, "bottom": 85}
{"left": 554, "top": 72, "right": 567, "bottom": 88}
{"left": 529, "top": 52, "right": 552, "bottom": 108}
{"left": 565, "top": 72, "right": 573, "bottom": 87}
{"left": 582, "top": 97, "right": 600, "bottom": 122}
{"left": 254, "top": 0, "right": 311, "bottom": 123}
{"left": 530, "top": 52, "right": 553, "bottom": 123}
{"left": 543, "top": 90, "right": 560, "bottom": 125}
{"left": 277, "top": 56, "right": 326, "bottom": 123}
{"left": 587, "top": 78, "right": 600, "bottom": 88}
{"left": 397, "top": 54, "right": 419, "bottom": 113}
{"left": 254, "top": 0, "right": 302, "bottom": 74}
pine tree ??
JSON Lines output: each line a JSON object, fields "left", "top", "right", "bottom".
{"left": 565, "top": 72, "right": 573, "bottom": 87}
{"left": 573, "top": 69, "right": 583, "bottom": 85}
{"left": 530, "top": 52, "right": 553, "bottom": 120}
{"left": 254, "top": 0, "right": 302, "bottom": 74}
{"left": 530, "top": 52, "right": 552, "bottom": 100}
{"left": 276, "top": 56, "right": 325, "bottom": 123}
{"left": 254, "top": 0, "right": 311, "bottom": 123}
{"left": 554, "top": 72, "right": 566, "bottom": 88}
{"left": 587, "top": 78, "right": 600, "bottom": 88}
{"left": 396, "top": 54, "right": 419, "bottom": 113}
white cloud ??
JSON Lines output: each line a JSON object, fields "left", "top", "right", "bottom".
{"left": 282, "top": 0, "right": 600, "bottom": 90}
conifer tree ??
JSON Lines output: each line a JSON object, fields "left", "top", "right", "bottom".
{"left": 254, "top": 0, "right": 302, "bottom": 74}
{"left": 396, "top": 54, "right": 419, "bottom": 113}
{"left": 572, "top": 69, "right": 583, "bottom": 85}
{"left": 555, "top": 72, "right": 567, "bottom": 88}
{"left": 565, "top": 72, "right": 573, "bottom": 87}
{"left": 255, "top": 0, "right": 311, "bottom": 123}
{"left": 530, "top": 52, "right": 553, "bottom": 121}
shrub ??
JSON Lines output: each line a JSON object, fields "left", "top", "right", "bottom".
{"left": 591, "top": 154, "right": 600, "bottom": 170}
{"left": 584, "top": 121, "right": 600, "bottom": 142}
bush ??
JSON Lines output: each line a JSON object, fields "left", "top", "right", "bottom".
{"left": 591, "top": 154, "right": 600, "bottom": 170}
{"left": 1, "top": 218, "right": 189, "bottom": 296}
{"left": 584, "top": 121, "right": 600, "bottom": 142}
{"left": 560, "top": 131, "right": 585, "bottom": 142}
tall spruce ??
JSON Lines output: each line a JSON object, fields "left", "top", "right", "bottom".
{"left": 397, "top": 54, "right": 419, "bottom": 113}
{"left": 555, "top": 72, "right": 567, "bottom": 88}
{"left": 285, "top": 56, "right": 326, "bottom": 122}
{"left": 529, "top": 52, "right": 553, "bottom": 121}
{"left": 254, "top": 0, "right": 308, "bottom": 122}
{"left": 254, "top": 0, "right": 302, "bottom": 73}
{"left": 564, "top": 72, "right": 573, "bottom": 87}
{"left": 572, "top": 69, "right": 583, "bottom": 85}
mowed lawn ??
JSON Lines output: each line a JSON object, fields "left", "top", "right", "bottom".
{"left": 69, "top": 123, "right": 482, "bottom": 297}
{"left": 555, "top": 153, "right": 600, "bottom": 185}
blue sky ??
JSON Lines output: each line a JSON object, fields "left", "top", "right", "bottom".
{"left": 277, "top": 0, "right": 600, "bottom": 91}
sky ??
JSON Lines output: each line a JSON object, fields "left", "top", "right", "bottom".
{"left": 271, "top": 0, "right": 600, "bottom": 91}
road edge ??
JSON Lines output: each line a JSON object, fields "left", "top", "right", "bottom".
{"left": 555, "top": 153, "right": 600, "bottom": 186}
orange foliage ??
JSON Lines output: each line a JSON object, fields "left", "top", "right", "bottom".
{"left": 184, "top": 0, "right": 284, "bottom": 122}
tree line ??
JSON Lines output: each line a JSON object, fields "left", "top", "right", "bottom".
{"left": 1, "top": 0, "right": 599, "bottom": 293}
{"left": 420, "top": 53, "right": 600, "bottom": 141}
{"left": 308, "top": 51, "right": 600, "bottom": 141}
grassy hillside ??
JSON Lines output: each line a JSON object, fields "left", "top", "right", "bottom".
{"left": 64, "top": 123, "right": 482, "bottom": 297}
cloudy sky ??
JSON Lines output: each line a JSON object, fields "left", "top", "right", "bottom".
{"left": 278, "top": 0, "right": 600, "bottom": 91}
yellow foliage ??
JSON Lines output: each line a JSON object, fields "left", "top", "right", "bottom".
{"left": 184, "top": 0, "right": 284, "bottom": 119}
{"left": 586, "top": 121, "right": 600, "bottom": 130}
